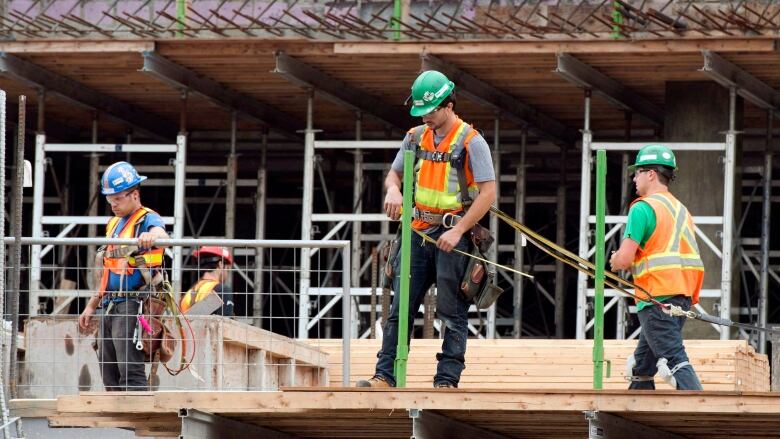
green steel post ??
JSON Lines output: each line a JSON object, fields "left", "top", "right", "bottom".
{"left": 176, "top": 0, "right": 187, "bottom": 37}
{"left": 393, "top": 0, "right": 402, "bottom": 41}
{"left": 593, "top": 149, "right": 607, "bottom": 389}
{"left": 611, "top": 1, "right": 623, "bottom": 39}
{"left": 393, "top": 149, "right": 414, "bottom": 387}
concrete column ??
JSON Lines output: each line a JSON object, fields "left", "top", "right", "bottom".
{"left": 663, "top": 81, "right": 742, "bottom": 339}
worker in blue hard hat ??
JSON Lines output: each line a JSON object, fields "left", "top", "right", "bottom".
{"left": 79, "top": 161, "right": 169, "bottom": 391}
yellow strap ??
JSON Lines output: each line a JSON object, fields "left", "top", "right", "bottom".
{"left": 413, "top": 229, "right": 533, "bottom": 279}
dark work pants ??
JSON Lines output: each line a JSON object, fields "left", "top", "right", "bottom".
{"left": 98, "top": 299, "right": 148, "bottom": 391}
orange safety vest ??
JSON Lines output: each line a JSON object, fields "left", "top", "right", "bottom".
{"left": 99, "top": 207, "right": 164, "bottom": 297}
{"left": 629, "top": 192, "right": 705, "bottom": 304}
{"left": 409, "top": 118, "right": 479, "bottom": 230}
{"left": 180, "top": 279, "right": 220, "bottom": 314}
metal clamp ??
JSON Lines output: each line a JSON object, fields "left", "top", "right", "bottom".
{"left": 442, "top": 212, "right": 461, "bottom": 229}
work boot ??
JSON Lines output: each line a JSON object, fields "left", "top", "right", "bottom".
{"left": 433, "top": 381, "right": 455, "bottom": 388}
{"left": 356, "top": 376, "right": 391, "bottom": 388}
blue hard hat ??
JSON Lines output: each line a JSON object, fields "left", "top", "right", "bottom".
{"left": 101, "top": 161, "right": 147, "bottom": 195}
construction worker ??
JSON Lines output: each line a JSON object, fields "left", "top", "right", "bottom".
{"left": 78, "top": 161, "right": 169, "bottom": 391}
{"left": 357, "top": 70, "right": 496, "bottom": 388}
{"left": 609, "top": 145, "right": 704, "bottom": 390}
{"left": 181, "top": 246, "right": 235, "bottom": 317}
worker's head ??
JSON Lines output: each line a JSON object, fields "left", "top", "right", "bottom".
{"left": 629, "top": 145, "right": 676, "bottom": 195}
{"left": 192, "top": 246, "right": 233, "bottom": 282}
{"left": 101, "top": 161, "right": 146, "bottom": 217}
{"left": 408, "top": 70, "right": 456, "bottom": 130}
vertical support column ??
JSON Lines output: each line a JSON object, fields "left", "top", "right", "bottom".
{"left": 720, "top": 87, "right": 737, "bottom": 340}
{"left": 226, "top": 111, "right": 237, "bottom": 245}
{"left": 486, "top": 115, "right": 500, "bottom": 339}
{"left": 30, "top": 132, "right": 44, "bottom": 316}
{"left": 341, "top": 243, "right": 352, "bottom": 385}
{"left": 759, "top": 110, "right": 773, "bottom": 352}
{"left": 36, "top": 88, "right": 44, "bottom": 134}
{"left": 173, "top": 90, "right": 187, "bottom": 298}
{"left": 172, "top": 134, "right": 187, "bottom": 296}
{"left": 513, "top": 129, "right": 527, "bottom": 338}
{"left": 576, "top": 90, "right": 593, "bottom": 339}
{"left": 253, "top": 130, "right": 268, "bottom": 328}
{"left": 554, "top": 146, "right": 567, "bottom": 338}
{"left": 352, "top": 112, "right": 363, "bottom": 338}
{"left": 299, "top": 90, "right": 316, "bottom": 339}
{"left": 87, "top": 113, "right": 99, "bottom": 291}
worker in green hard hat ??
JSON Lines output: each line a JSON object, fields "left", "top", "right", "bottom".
{"left": 610, "top": 144, "right": 705, "bottom": 390}
{"left": 356, "top": 70, "right": 497, "bottom": 388}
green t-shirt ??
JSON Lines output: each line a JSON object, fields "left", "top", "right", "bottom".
{"left": 623, "top": 201, "right": 672, "bottom": 312}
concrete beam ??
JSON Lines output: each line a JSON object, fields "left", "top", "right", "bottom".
{"left": 274, "top": 52, "right": 412, "bottom": 131}
{"left": 421, "top": 53, "right": 578, "bottom": 146}
{"left": 584, "top": 411, "right": 687, "bottom": 439}
{"left": 555, "top": 53, "right": 663, "bottom": 126}
{"left": 179, "top": 408, "right": 296, "bottom": 439}
{"left": 0, "top": 52, "right": 175, "bottom": 141}
{"left": 700, "top": 49, "right": 780, "bottom": 111}
{"left": 140, "top": 51, "right": 301, "bottom": 140}
{"left": 410, "top": 409, "right": 510, "bottom": 439}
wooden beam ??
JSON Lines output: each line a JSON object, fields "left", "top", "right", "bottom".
{"left": 421, "top": 54, "right": 577, "bottom": 145}
{"left": 274, "top": 52, "right": 412, "bottom": 130}
{"left": 0, "top": 52, "right": 175, "bottom": 141}
{"left": 0, "top": 41, "right": 154, "bottom": 53}
{"left": 700, "top": 49, "right": 780, "bottom": 111}
{"left": 9, "top": 398, "right": 57, "bottom": 418}
{"left": 140, "top": 51, "right": 301, "bottom": 140}
{"left": 335, "top": 38, "right": 778, "bottom": 55}
{"left": 555, "top": 53, "right": 664, "bottom": 126}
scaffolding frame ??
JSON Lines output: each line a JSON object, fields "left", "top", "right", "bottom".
{"left": 29, "top": 134, "right": 187, "bottom": 316}
{"left": 575, "top": 89, "right": 738, "bottom": 340}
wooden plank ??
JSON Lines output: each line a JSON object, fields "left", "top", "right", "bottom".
{"left": 8, "top": 398, "right": 57, "bottom": 417}
{"left": 335, "top": 39, "right": 778, "bottom": 55}
{"left": 0, "top": 41, "right": 154, "bottom": 53}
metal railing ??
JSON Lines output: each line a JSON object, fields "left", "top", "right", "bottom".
{"left": 2, "top": 237, "right": 351, "bottom": 398}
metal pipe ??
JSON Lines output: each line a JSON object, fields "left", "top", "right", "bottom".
{"left": 299, "top": 90, "right": 315, "bottom": 339}
{"left": 0, "top": 89, "right": 11, "bottom": 439}
{"left": 253, "top": 130, "right": 268, "bottom": 328}
{"left": 554, "top": 146, "right": 567, "bottom": 338}
{"left": 351, "top": 112, "right": 364, "bottom": 339}
{"left": 225, "top": 111, "right": 237, "bottom": 287}
{"left": 721, "top": 87, "right": 737, "bottom": 340}
{"left": 172, "top": 134, "right": 187, "bottom": 296}
{"left": 394, "top": 149, "right": 414, "bottom": 387}
{"left": 87, "top": 112, "right": 99, "bottom": 291}
{"left": 179, "top": 90, "right": 188, "bottom": 135}
{"left": 341, "top": 244, "right": 351, "bottom": 386}
{"left": 576, "top": 90, "right": 593, "bottom": 339}
{"left": 513, "top": 128, "right": 526, "bottom": 338}
{"left": 759, "top": 110, "right": 773, "bottom": 353}
{"left": 487, "top": 115, "right": 500, "bottom": 339}
{"left": 9, "top": 96, "right": 25, "bottom": 398}
{"left": 3, "top": 237, "right": 351, "bottom": 248}
{"left": 29, "top": 133, "right": 44, "bottom": 316}
{"left": 593, "top": 149, "right": 607, "bottom": 389}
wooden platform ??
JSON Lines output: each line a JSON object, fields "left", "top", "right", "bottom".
{"left": 309, "top": 338, "right": 769, "bottom": 391}
{"left": 12, "top": 388, "right": 780, "bottom": 438}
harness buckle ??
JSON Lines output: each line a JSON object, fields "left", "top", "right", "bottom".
{"left": 442, "top": 212, "right": 462, "bottom": 229}
{"left": 432, "top": 151, "right": 444, "bottom": 162}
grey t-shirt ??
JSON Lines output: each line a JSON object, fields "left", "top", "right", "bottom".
{"left": 390, "top": 127, "right": 496, "bottom": 182}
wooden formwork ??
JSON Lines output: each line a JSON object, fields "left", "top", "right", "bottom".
{"left": 309, "top": 338, "right": 769, "bottom": 391}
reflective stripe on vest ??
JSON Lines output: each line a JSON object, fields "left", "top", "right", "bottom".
{"left": 409, "top": 119, "right": 479, "bottom": 229}
{"left": 99, "top": 207, "right": 164, "bottom": 296}
{"left": 180, "top": 279, "right": 220, "bottom": 314}
{"left": 629, "top": 192, "right": 705, "bottom": 304}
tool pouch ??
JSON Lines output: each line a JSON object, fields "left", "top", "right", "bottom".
{"left": 460, "top": 250, "right": 505, "bottom": 310}
{"left": 141, "top": 297, "right": 177, "bottom": 363}
{"left": 470, "top": 223, "right": 495, "bottom": 254}
{"left": 380, "top": 229, "right": 402, "bottom": 289}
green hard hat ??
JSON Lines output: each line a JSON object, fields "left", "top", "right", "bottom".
{"left": 408, "top": 70, "right": 455, "bottom": 117}
{"left": 628, "top": 144, "right": 677, "bottom": 172}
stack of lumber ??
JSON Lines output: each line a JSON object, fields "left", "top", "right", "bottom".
{"left": 308, "top": 338, "right": 769, "bottom": 391}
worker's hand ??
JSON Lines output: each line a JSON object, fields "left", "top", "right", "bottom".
{"left": 384, "top": 186, "right": 403, "bottom": 221}
{"left": 137, "top": 232, "right": 158, "bottom": 249}
{"left": 79, "top": 305, "right": 95, "bottom": 331}
{"left": 437, "top": 228, "right": 464, "bottom": 253}
{"left": 609, "top": 251, "right": 617, "bottom": 272}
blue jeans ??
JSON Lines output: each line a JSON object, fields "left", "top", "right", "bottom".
{"left": 374, "top": 228, "right": 472, "bottom": 387}
{"left": 629, "top": 295, "right": 703, "bottom": 390}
